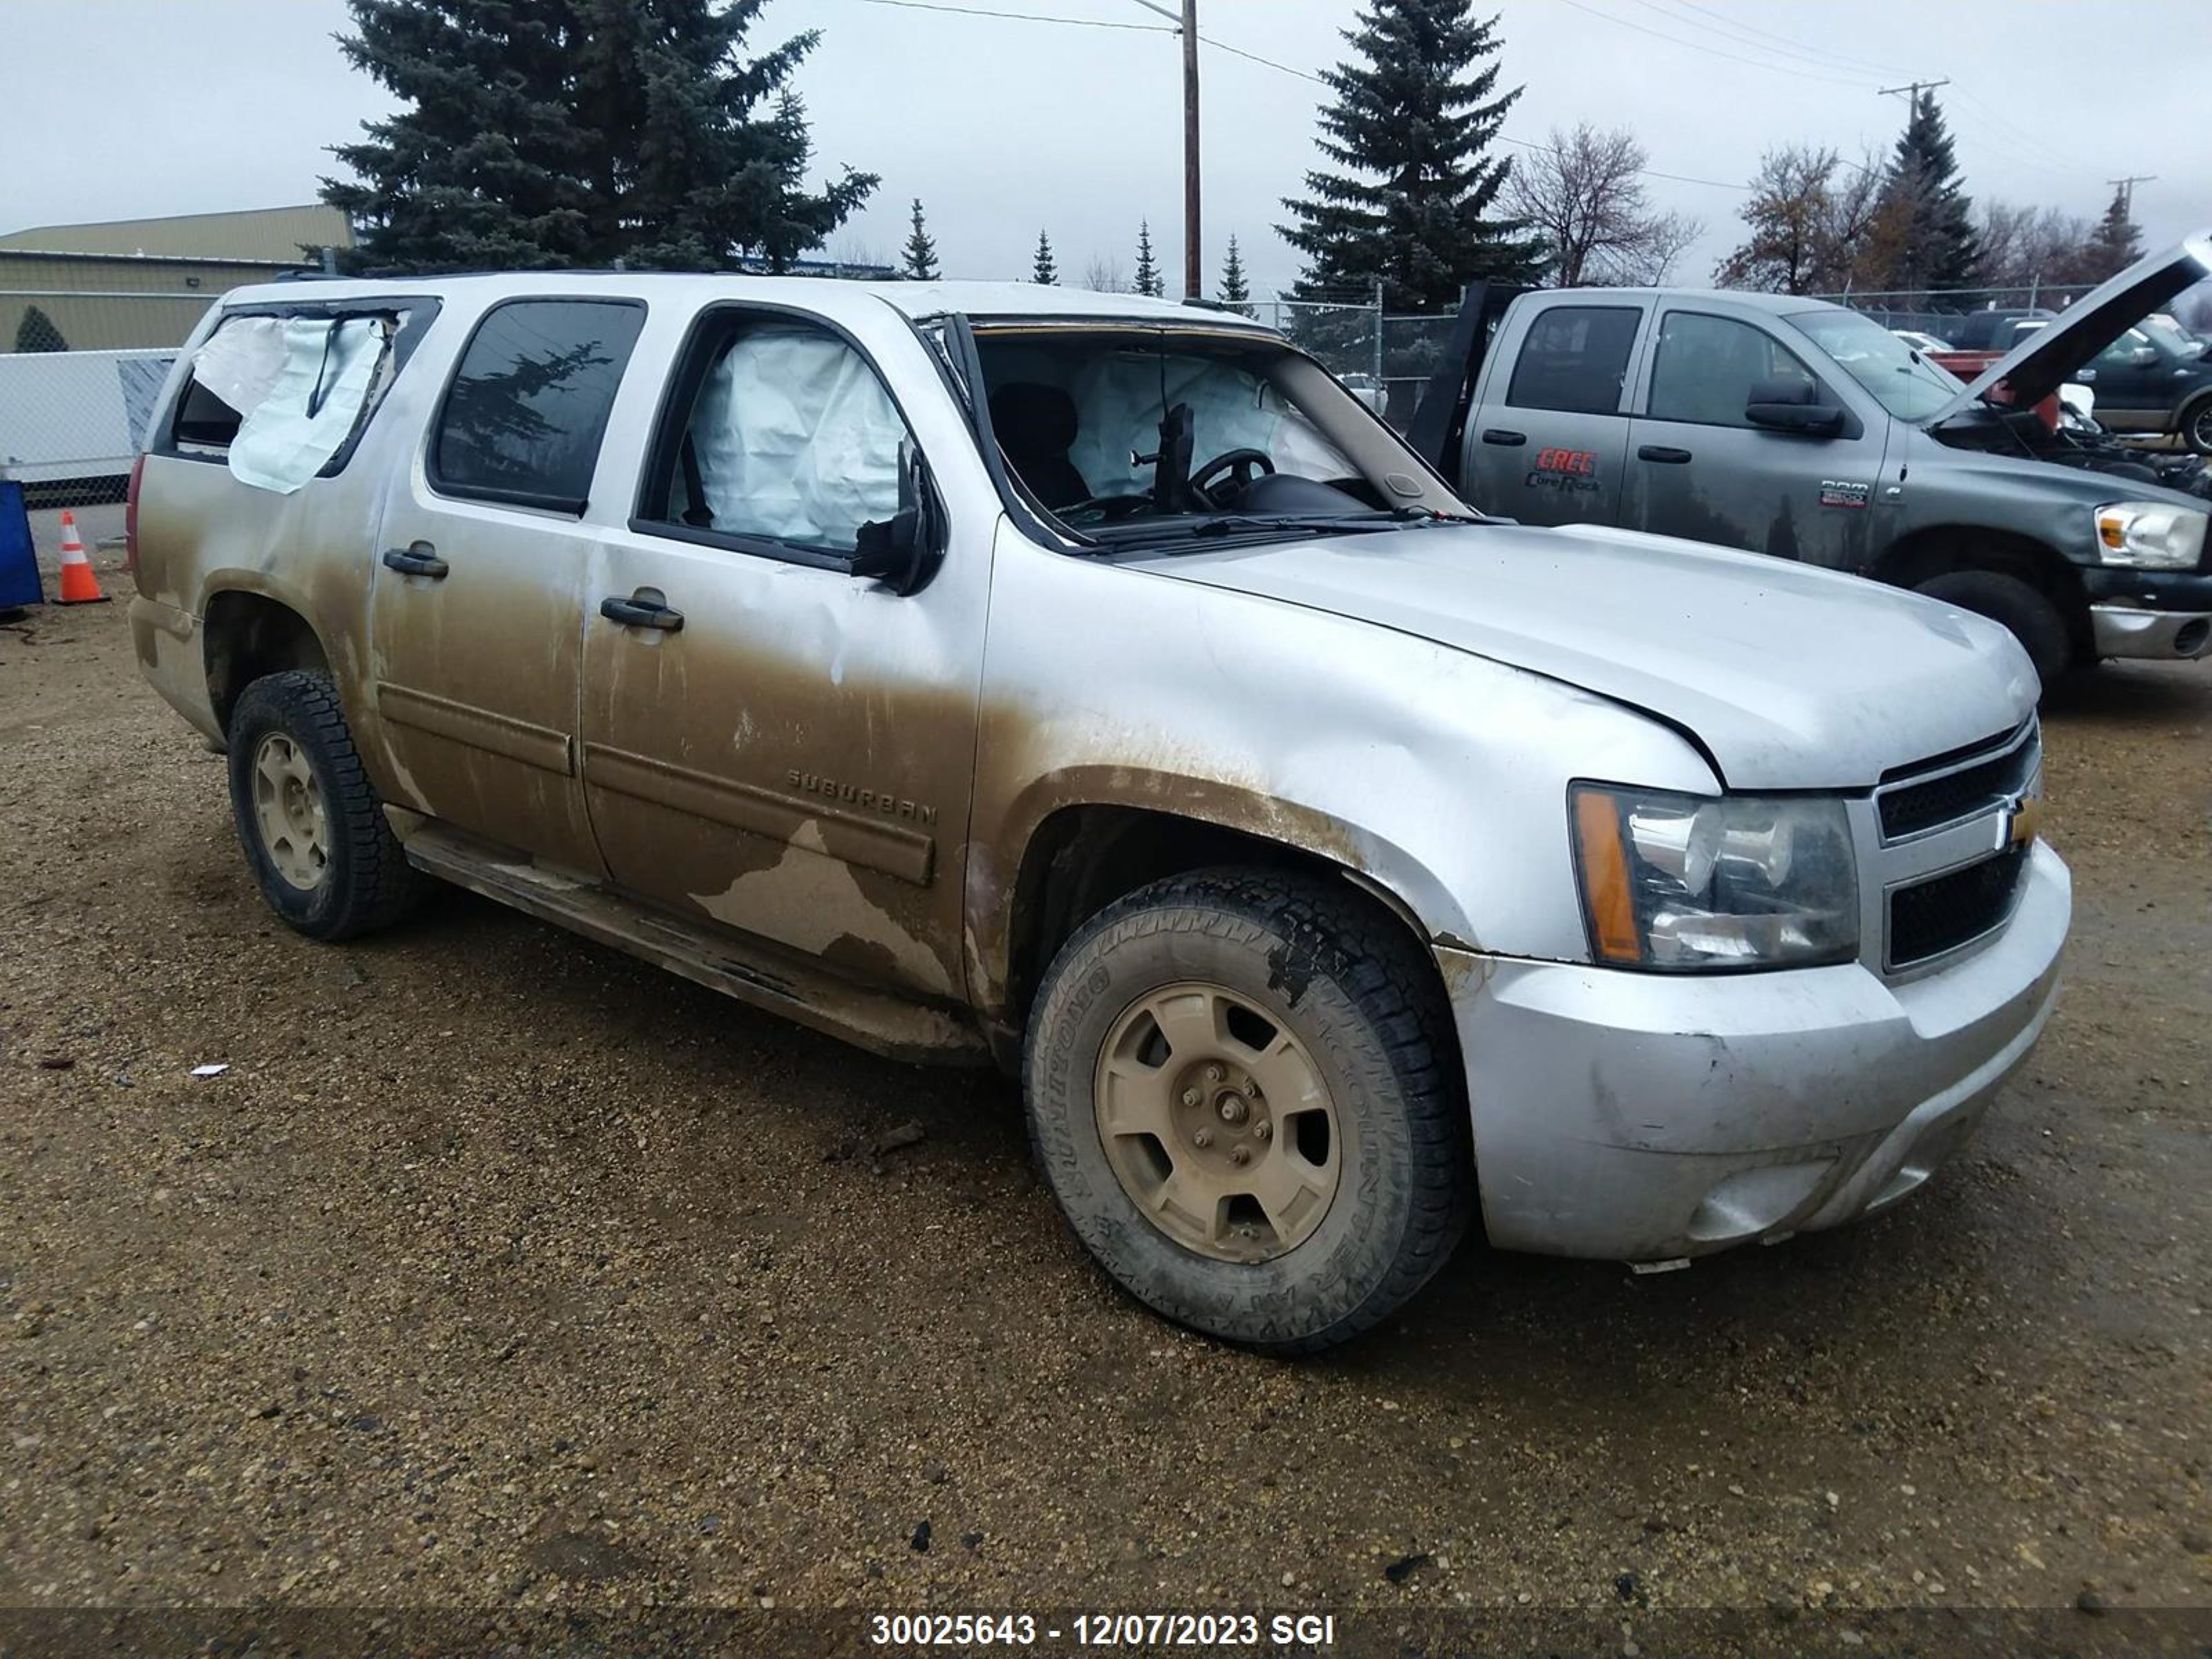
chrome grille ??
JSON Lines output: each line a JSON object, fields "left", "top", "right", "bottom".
{"left": 1877, "top": 720, "right": 2040, "bottom": 843}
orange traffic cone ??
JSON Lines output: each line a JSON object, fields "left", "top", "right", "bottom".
{"left": 55, "top": 510, "right": 109, "bottom": 605}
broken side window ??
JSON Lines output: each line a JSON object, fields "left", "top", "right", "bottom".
{"left": 171, "top": 310, "right": 397, "bottom": 494}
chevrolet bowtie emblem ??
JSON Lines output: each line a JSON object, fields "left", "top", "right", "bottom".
{"left": 2001, "top": 794, "right": 2044, "bottom": 850}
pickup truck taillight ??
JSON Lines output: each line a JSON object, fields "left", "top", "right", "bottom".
{"left": 124, "top": 453, "right": 144, "bottom": 574}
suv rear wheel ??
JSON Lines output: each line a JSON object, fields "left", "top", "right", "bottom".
{"left": 1913, "top": 569, "right": 2072, "bottom": 686}
{"left": 1023, "top": 868, "right": 1471, "bottom": 1352}
{"left": 226, "top": 669, "right": 424, "bottom": 940}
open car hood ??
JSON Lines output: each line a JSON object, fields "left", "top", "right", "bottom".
{"left": 1927, "top": 229, "right": 2212, "bottom": 424}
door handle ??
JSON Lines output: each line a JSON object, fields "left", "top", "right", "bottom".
{"left": 1481, "top": 428, "right": 1527, "bottom": 446}
{"left": 381, "top": 543, "right": 449, "bottom": 579}
{"left": 600, "top": 588, "right": 684, "bottom": 632}
{"left": 1638, "top": 445, "right": 1693, "bottom": 465}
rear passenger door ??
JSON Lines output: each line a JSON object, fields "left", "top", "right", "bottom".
{"left": 1464, "top": 300, "right": 1645, "bottom": 525}
{"left": 368, "top": 296, "right": 647, "bottom": 877}
{"left": 1624, "top": 308, "right": 1880, "bottom": 571}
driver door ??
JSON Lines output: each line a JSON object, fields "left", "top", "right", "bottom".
{"left": 1623, "top": 308, "right": 1881, "bottom": 572}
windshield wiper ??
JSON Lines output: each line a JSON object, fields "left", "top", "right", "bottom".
{"left": 1184, "top": 507, "right": 1438, "bottom": 538}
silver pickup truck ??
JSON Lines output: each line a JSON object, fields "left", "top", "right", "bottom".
{"left": 1409, "top": 234, "right": 2212, "bottom": 683}
{"left": 129, "top": 274, "right": 2069, "bottom": 1351}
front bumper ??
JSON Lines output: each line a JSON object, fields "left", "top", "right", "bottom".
{"left": 2089, "top": 604, "right": 2212, "bottom": 659}
{"left": 2083, "top": 568, "right": 2212, "bottom": 660}
{"left": 1442, "top": 841, "right": 2070, "bottom": 1262}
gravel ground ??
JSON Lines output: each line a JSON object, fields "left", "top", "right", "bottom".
{"left": 3, "top": 535, "right": 2209, "bottom": 1640}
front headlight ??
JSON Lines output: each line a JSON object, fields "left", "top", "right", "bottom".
{"left": 2094, "top": 500, "right": 2207, "bottom": 570}
{"left": 1570, "top": 785, "right": 1859, "bottom": 971}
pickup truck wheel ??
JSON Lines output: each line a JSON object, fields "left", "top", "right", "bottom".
{"left": 2183, "top": 395, "right": 2212, "bottom": 457}
{"left": 1024, "top": 868, "right": 1471, "bottom": 1353}
{"left": 1913, "top": 570, "right": 2072, "bottom": 686}
{"left": 225, "top": 669, "right": 424, "bottom": 941}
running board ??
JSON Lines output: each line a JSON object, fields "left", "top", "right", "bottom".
{"left": 400, "top": 822, "right": 986, "bottom": 1067}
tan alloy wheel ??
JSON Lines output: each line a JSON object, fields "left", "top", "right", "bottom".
{"left": 250, "top": 731, "right": 331, "bottom": 891}
{"left": 1093, "top": 982, "right": 1342, "bottom": 1263}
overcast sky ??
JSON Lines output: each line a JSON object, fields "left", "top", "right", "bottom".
{"left": 3, "top": 0, "right": 2206, "bottom": 305}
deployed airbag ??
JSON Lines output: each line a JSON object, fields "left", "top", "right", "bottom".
{"left": 226, "top": 317, "right": 384, "bottom": 494}
{"left": 688, "top": 326, "right": 904, "bottom": 547}
{"left": 189, "top": 316, "right": 288, "bottom": 418}
{"left": 982, "top": 342, "right": 1353, "bottom": 499}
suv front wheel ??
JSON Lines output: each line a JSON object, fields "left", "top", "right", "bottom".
{"left": 225, "top": 669, "right": 424, "bottom": 941}
{"left": 1023, "top": 868, "right": 1472, "bottom": 1352}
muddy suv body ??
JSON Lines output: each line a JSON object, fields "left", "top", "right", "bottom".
{"left": 131, "top": 274, "right": 2070, "bottom": 1349}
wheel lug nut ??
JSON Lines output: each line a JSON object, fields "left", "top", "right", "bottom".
{"left": 1181, "top": 1089, "right": 1201, "bottom": 1108}
{"left": 1229, "top": 1145, "right": 1250, "bottom": 1165}
{"left": 1254, "top": 1121, "right": 1271, "bottom": 1141}
{"left": 1206, "top": 1064, "right": 1224, "bottom": 1085}
{"left": 1193, "top": 1127, "right": 1213, "bottom": 1149}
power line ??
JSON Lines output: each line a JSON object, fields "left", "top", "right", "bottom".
{"left": 1198, "top": 32, "right": 1324, "bottom": 83}
{"left": 1947, "top": 85, "right": 2081, "bottom": 175}
{"left": 1612, "top": 0, "right": 1888, "bottom": 79}
{"left": 857, "top": 0, "right": 1173, "bottom": 34}
{"left": 1636, "top": 0, "right": 1918, "bottom": 79}
{"left": 1543, "top": 0, "right": 1878, "bottom": 87}
{"left": 854, "top": 0, "right": 1750, "bottom": 194}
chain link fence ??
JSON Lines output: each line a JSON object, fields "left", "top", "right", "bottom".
{"left": 1, "top": 257, "right": 303, "bottom": 520}
{"left": 1804, "top": 283, "right": 2106, "bottom": 342}
{"left": 1243, "top": 296, "right": 1465, "bottom": 430}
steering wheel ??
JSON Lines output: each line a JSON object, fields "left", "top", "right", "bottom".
{"left": 1188, "top": 448, "right": 1275, "bottom": 509}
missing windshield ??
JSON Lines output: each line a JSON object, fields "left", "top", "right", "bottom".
{"left": 969, "top": 326, "right": 1466, "bottom": 545}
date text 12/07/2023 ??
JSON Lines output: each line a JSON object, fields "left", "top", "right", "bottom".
{"left": 865, "top": 1612, "right": 1339, "bottom": 1648}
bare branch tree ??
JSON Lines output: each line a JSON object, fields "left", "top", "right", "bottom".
{"left": 1504, "top": 123, "right": 1701, "bottom": 287}
{"left": 1082, "top": 253, "right": 1128, "bottom": 293}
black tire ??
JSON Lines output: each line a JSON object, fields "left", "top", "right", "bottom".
{"left": 2182, "top": 395, "right": 2212, "bottom": 458}
{"left": 1913, "top": 569, "right": 2073, "bottom": 686}
{"left": 225, "top": 668, "right": 424, "bottom": 941}
{"left": 1022, "top": 868, "right": 1472, "bottom": 1353}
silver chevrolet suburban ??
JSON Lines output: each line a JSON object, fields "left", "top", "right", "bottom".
{"left": 129, "top": 275, "right": 2070, "bottom": 1351}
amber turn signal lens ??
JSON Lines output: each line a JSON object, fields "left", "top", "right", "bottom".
{"left": 1573, "top": 789, "right": 1643, "bottom": 965}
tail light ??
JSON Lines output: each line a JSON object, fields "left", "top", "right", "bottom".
{"left": 124, "top": 452, "right": 146, "bottom": 574}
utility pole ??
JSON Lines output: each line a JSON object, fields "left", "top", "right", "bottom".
{"left": 1130, "top": 0, "right": 1201, "bottom": 299}
{"left": 1876, "top": 76, "right": 1950, "bottom": 115}
{"left": 2108, "top": 175, "right": 2156, "bottom": 214}
{"left": 1182, "top": 0, "right": 1201, "bottom": 300}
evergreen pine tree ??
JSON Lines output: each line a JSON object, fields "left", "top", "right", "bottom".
{"left": 1277, "top": 0, "right": 1541, "bottom": 309}
{"left": 2081, "top": 185, "right": 2144, "bottom": 281}
{"left": 1217, "top": 235, "right": 1252, "bottom": 314}
{"left": 1031, "top": 229, "right": 1058, "bottom": 285}
{"left": 901, "top": 198, "right": 939, "bottom": 280}
{"left": 1133, "top": 221, "right": 1163, "bottom": 297}
{"left": 322, "top": 0, "right": 877, "bottom": 274}
{"left": 13, "top": 306, "right": 68, "bottom": 353}
{"left": 1871, "top": 89, "right": 1979, "bottom": 296}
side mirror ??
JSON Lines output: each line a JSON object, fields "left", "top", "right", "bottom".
{"left": 852, "top": 442, "right": 941, "bottom": 592}
{"left": 1744, "top": 375, "right": 1844, "bottom": 436}
{"left": 2130, "top": 346, "right": 2159, "bottom": 368}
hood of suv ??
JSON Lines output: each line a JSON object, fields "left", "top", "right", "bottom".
{"left": 1928, "top": 229, "right": 2212, "bottom": 422}
{"left": 1136, "top": 521, "right": 2037, "bottom": 790}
